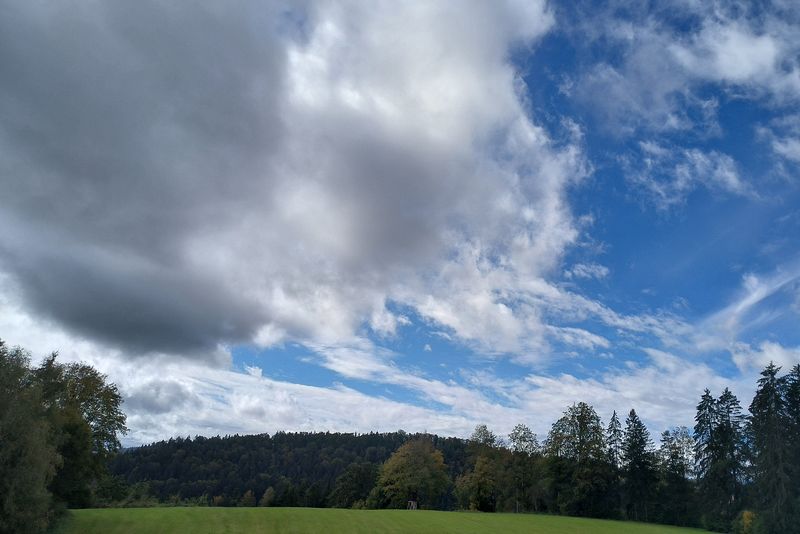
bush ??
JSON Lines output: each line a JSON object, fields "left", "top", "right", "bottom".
{"left": 732, "top": 510, "right": 756, "bottom": 534}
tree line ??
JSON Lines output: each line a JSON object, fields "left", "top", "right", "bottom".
{"left": 0, "top": 340, "right": 127, "bottom": 534}
{"left": 3, "top": 337, "right": 799, "bottom": 534}
{"left": 107, "top": 362, "right": 799, "bottom": 533}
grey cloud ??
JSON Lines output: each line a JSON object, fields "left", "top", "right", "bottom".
{"left": 0, "top": 0, "right": 575, "bottom": 361}
{"left": 0, "top": 2, "right": 288, "bottom": 356}
{"left": 125, "top": 379, "right": 197, "bottom": 415}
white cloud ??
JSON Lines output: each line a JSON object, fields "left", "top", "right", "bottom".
{"left": 575, "top": 5, "right": 800, "bottom": 137}
{"left": 731, "top": 341, "right": 800, "bottom": 373}
{"left": 696, "top": 264, "right": 800, "bottom": 350}
{"left": 626, "top": 142, "right": 750, "bottom": 208}
{"left": 564, "top": 262, "right": 609, "bottom": 280}
{"left": 0, "top": 277, "right": 773, "bottom": 445}
{"left": 244, "top": 365, "right": 263, "bottom": 378}
{"left": 670, "top": 23, "right": 780, "bottom": 84}
{"left": 547, "top": 326, "right": 610, "bottom": 351}
{"left": 773, "top": 137, "right": 800, "bottom": 163}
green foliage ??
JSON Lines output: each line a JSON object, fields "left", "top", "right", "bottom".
{"left": 34, "top": 356, "right": 128, "bottom": 476}
{"left": 0, "top": 343, "right": 58, "bottom": 534}
{"left": 507, "top": 424, "right": 542, "bottom": 513}
{"left": 0, "top": 339, "right": 127, "bottom": 532}
{"left": 655, "top": 427, "right": 697, "bottom": 526}
{"left": 508, "top": 424, "right": 538, "bottom": 456}
{"left": 469, "top": 424, "right": 498, "bottom": 449}
{"left": 50, "top": 406, "right": 95, "bottom": 507}
{"left": 545, "top": 402, "right": 614, "bottom": 518}
{"left": 546, "top": 403, "right": 607, "bottom": 462}
{"left": 328, "top": 462, "right": 378, "bottom": 508}
{"left": 94, "top": 475, "right": 130, "bottom": 505}
{"left": 455, "top": 455, "right": 498, "bottom": 511}
{"left": 694, "top": 387, "right": 746, "bottom": 531}
{"left": 732, "top": 510, "right": 756, "bottom": 534}
{"left": 375, "top": 439, "right": 450, "bottom": 509}
{"left": 623, "top": 409, "right": 657, "bottom": 522}
{"left": 748, "top": 364, "right": 795, "bottom": 533}
{"left": 607, "top": 411, "right": 623, "bottom": 470}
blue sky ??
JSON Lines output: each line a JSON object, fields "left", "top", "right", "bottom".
{"left": 1, "top": 0, "right": 799, "bottom": 445}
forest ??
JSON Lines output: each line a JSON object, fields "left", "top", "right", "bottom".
{"left": 2, "top": 337, "right": 799, "bottom": 534}
{"left": 107, "top": 363, "right": 800, "bottom": 533}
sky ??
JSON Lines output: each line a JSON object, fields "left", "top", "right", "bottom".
{"left": 1, "top": 0, "right": 800, "bottom": 446}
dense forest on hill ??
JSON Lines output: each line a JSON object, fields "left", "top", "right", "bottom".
{"left": 110, "top": 431, "right": 469, "bottom": 510}
{"left": 108, "top": 363, "right": 800, "bottom": 534}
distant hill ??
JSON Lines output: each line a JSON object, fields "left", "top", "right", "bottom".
{"left": 110, "top": 431, "right": 469, "bottom": 508}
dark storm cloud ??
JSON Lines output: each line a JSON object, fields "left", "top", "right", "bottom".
{"left": 0, "top": 2, "right": 287, "bottom": 356}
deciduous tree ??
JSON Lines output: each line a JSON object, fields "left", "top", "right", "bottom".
{"left": 0, "top": 342, "right": 59, "bottom": 534}
{"left": 375, "top": 439, "right": 449, "bottom": 509}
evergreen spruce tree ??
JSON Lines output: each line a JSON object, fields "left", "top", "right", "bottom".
{"left": 622, "top": 409, "right": 656, "bottom": 522}
{"left": 694, "top": 387, "right": 746, "bottom": 531}
{"left": 656, "top": 427, "right": 696, "bottom": 526}
{"left": 607, "top": 411, "right": 623, "bottom": 470}
{"left": 785, "top": 364, "right": 800, "bottom": 495}
{"left": 605, "top": 410, "right": 624, "bottom": 518}
{"left": 749, "top": 363, "right": 793, "bottom": 533}
{"left": 693, "top": 389, "right": 716, "bottom": 483}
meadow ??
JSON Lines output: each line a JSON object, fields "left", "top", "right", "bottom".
{"left": 60, "top": 507, "right": 710, "bottom": 534}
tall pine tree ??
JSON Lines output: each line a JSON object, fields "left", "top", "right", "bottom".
{"left": 607, "top": 411, "right": 623, "bottom": 470}
{"left": 785, "top": 364, "right": 800, "bottom": 497}
{"left": 694, "top": 387, "right": 746, "bottom": 531}
{"left": 694, "top": 389, "right": 716, "bottom": 482}
{"left": 749, "top": 363, "right": 794, "bottom": 533}
{"left": 622, "top": 409, "right": 656, "bottom": 522}
{"left": 656, "top": 427, "right": 696, "bottom": 526}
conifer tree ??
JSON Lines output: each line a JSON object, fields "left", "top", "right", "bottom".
{"left": 606, "top": 411, "right": 623, "bottom": 470}
{"left": 622, "top": 409, "right": 656, "bottom": 522}
{"left": 693, "top": 387, "right": 746, "bottom": 531}
{"left": 656, "top": 427, "right": 695, "bottom": 526}
{"left": 605, "top": 410, "right": 624, "bottom": 518}
{"left": 748, "top": 363, "right": 792, "bottom": 533}
{"left": 694, "top": 389, "right": 716, "bottom": 483}
{"left": 785, "top": 364, "right": 800, "bottom": 494}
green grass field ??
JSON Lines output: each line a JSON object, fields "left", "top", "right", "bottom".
{"left": 59, "top": 507, "right": 710, "bottom": 534}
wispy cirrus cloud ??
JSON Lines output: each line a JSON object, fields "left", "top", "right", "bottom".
{"left": 624, "top": 141, "right": 751, "bottom": 209}
{"left": 564, "top": 262, "right": 609, "bottom": 280}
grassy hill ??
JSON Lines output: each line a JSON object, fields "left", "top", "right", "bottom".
{"left": 59, "top": 507, "right": 710, "bottom": 534}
